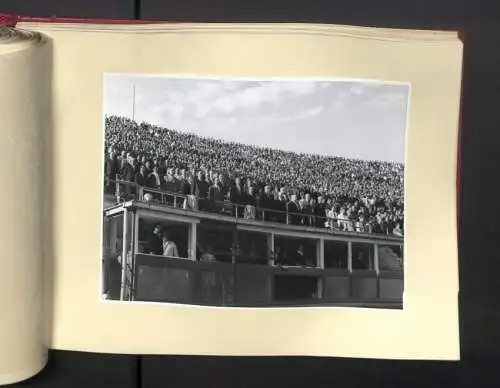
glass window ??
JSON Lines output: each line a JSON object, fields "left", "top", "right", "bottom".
{"left": 102, "top": 215, "right": 122, "bottom": 253}
{"left": 324, "top": 240, "right": 348, "bottom": 269}
{"left": 197, "top": 219, "right": 234, "bottom": 263}
{"left": 274, "top": 235, "right": 317, "bottom": 267}
{"left": 351, "top": 242, "right": 374, "bottom": 270}
{"left": 138, "top": 217, "right": 190, "bottom": 259}
{"left": 237, "top": 230, "right": 269, "bottom": 265}
{"left": 378, "top": 245, "right": 404, "bottom": 271}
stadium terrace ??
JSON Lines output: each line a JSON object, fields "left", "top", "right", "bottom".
{"left": 104, "top": 115, "right": 404, "bottom": 236}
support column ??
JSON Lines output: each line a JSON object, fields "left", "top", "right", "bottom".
{"left": 132, "top": 212, "right": 139, "bottom": 254}
{"left": 232, "top": 228, "right": 238, "bottom": 264}
{"left": 347, "top": 241, "right": 353, "bottom": 298}
{"left": 109, "top": 218, "right": 117, "bottom": 253}
{"left": 130, "top": 211, "right": 138, "bottom": 300}
{"left": 374, "top": 244, "right": 380, "bottom": 274}
{"left": 101, "top": 218, "right": 109, "bottom": 297}
{"left": 374, "top": 243, "right": 380, "bottom": 299}
{"left": 267, "top": 233, "right": 275, "bottom": 266}
{"left": 318, "top": 238, "right": 325, "bottom": 269}
{"left": 266, "top": 233, "right": 275, "bottom": 302}
{"left": 347, "top": 241, "right": 353, "bottom": 273}
{"left": 317, "top": 238, "right": 325, "bottom": 299}
{"left": 120, "top": 208, "right": 129, "bottom": 300}
{"left": 189, "top": 222, "right": 197, "bottom": 261}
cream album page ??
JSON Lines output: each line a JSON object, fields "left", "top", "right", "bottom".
{"left": 20, "top": 22, "right": 462, "bottom": 360}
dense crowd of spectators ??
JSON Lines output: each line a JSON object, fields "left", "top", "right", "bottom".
{"left": 104, "top": 115, "right": 404, "bottom": 236}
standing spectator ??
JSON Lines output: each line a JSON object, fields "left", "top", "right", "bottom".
{"left": 104, "top": 148, "right": 119, "bottom": 195}
{"left": 120, "top": 154, "right": 137, "bottom": 198}
{"left": 147, "top": 166, "right": 161, "bottom": 189}
{"left": 209, "top": 177, "right": 225, "bottom": 212}
{"left": 259, "top": 185, "right": 275, "bottom": 221}
{"left": 209, "top": 177, "right": 224, "bottom": 202}
{"left": 135, "top": 165, "right": 149, "bottom": 187}
{"left": 195, "top": 171, "right": 210, "bottom": 211}
{"left": 178, "top": 170, "right": 192, "bottom": 195}
{"left": 195, "top": 171, "right": 209, "bottom": 199}
{"left": 287, "top": 194, "right": 301, "bottom": 225}
{"left": 163, "top": 168, "right": 179, "bottom": 193}
{"left": 147, "top": 224, "right": 163, "bottom": 255}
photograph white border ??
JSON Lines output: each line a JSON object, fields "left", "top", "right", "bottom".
{"left": 99, "top": 73, "right": 411, "bottom": 310}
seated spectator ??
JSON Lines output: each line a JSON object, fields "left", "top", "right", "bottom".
{"left": 200, "top": 245, "right": 217, "bottom": 261}
{"left": 162, "top": 230, "right": 179, "bottom": 258}
{"left": 393, "top": 222, "right": 403, "bottom": 236}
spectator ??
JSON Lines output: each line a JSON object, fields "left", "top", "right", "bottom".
{"left": 287, "top": 194, "right": 301, "bottom": 225}
{"left": 259, "top": 185, "right": 274, "bottom": 221}
{"left": 104, "top": 148, "right": 119, "bottom": 194}
{"left": 162, "top": 230, "right": 179, "bottom": 258}
{"left": 147, "top": 224, "right": 163, "bottom": 255}
{"left": 195, "top": 171, "right": 209, "bottom": 199}
{"left": 393, "top": 223, "right": 403, "bottom": 236}
{"left": 229, "top": 177, "right": 244, "bottom": 203}
{"left": 209, "top": 177, "right": 224, "bottom": 202}
{"left": 200, "top": 245, "right": 216, "bottom": 261}
{"left": 135, "top": 165, "right": 149, "bottom": 187}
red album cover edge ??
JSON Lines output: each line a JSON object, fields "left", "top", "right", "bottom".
{"left": 0, "top": 13, "right": 170, "bottom": 26}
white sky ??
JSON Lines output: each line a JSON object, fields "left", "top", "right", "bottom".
{"left": 103, "top": 75, "right": 409, "bottom": 163}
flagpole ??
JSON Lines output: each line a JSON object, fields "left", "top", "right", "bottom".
{"left": 132, "top": 84, "right": 136, "bottom": 121}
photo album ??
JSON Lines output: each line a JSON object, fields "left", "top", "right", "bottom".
{"left": 0, "top": 14, "right": 462, "bottom": 385}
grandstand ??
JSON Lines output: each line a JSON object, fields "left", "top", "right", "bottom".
{"left": 102, "top": 115, "right": 404, "bottom": 307}
{"left": 104, "top": 115, "right": 404, "bottom": 236}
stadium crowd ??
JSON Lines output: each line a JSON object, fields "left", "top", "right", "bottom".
{"left": 104, "top": 115, "right": 404, "bottom": 236}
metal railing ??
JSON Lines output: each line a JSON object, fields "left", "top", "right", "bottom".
{"left": 104, "top": 177, "right": 403, "bottom": 237}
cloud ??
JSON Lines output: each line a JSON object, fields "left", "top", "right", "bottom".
{"left": 350, "top": 83, "right": 368, "bottom": 95}
{"left": 326, "top": 83, "right": 409, "bottom": 113}
{"left": 330, "top": 91, "right": 350, "bottom": 111}
{"left": 281, "top": 105, "right": 324, "bottom": 122}
{"left": 164, "top": 104, "right": 184, "bottom": 120}
{"left": 263, "top": 105, "right": 324, "bottom": 123}
{"left": 212, "top": 96, "right": 237, "bottom": 114}
{"left": 361, "top": 88, "right": 409, "bottom": 109}
{"left": 186, "top": 80, "right": 320, "bottom": 117}
{"left": 184, "top": 81, "right": 223, "bottom": 104}
{"left": 300, "top": 105, "right": 323, "bottom": 118}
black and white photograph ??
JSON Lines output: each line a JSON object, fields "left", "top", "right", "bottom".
{"left": 101, "top": 75, "right": 408, "bottom": 308}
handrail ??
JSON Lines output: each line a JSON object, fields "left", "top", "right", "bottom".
{"left": 105, "top": 178, "right": 404, "bottom": 237}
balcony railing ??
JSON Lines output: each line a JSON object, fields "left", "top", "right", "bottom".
{"left": 103, "top": 177, "right": 404, "bottom": 237}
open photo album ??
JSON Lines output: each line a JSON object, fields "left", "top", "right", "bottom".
{"left": 0, "top": 14, "right": 462, "bottom": 385}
